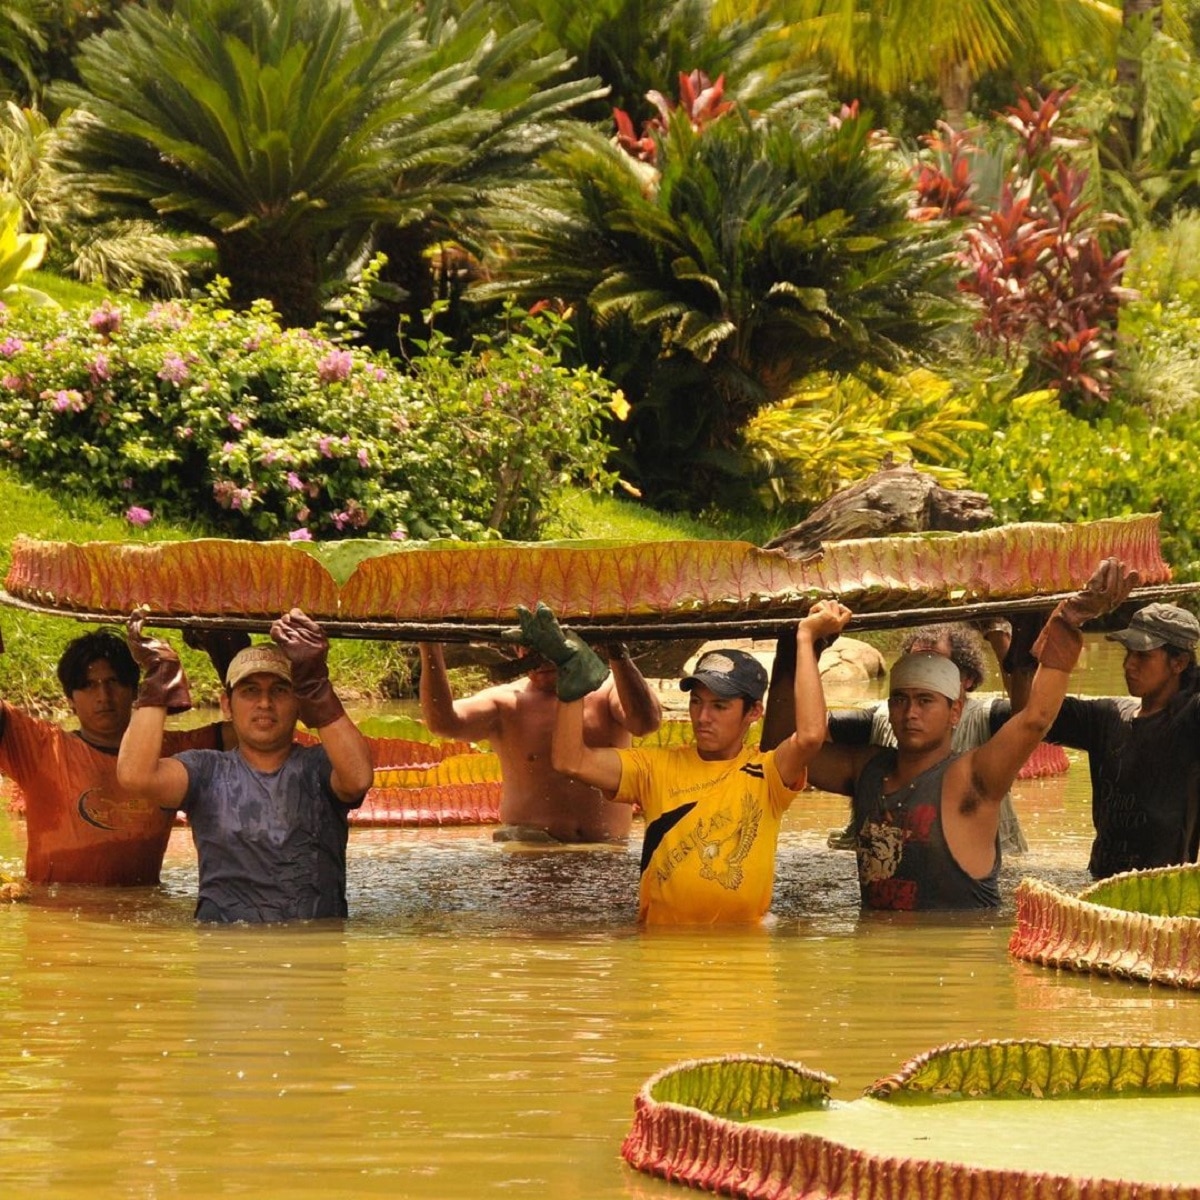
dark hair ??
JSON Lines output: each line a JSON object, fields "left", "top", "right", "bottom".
{"left": 56, "top": 630, "right": 139, "bottom": 696}
{"left": 1165, "top": 645, "right": 1200, "bottom": 695}
{"left": 900, "top": 622, "right": 988, "bottom": 692}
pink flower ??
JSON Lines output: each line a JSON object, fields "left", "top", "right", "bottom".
{"left": 88, "top": 302, "right": 123, "bottom": 337}
{"left": 2, "top": 373, "right": 21, "bottom": 389}
{"left": 317, "top": 349, "right": 353, "bottom": 385}
{"left": 317, "top": 436, "right": 334, "bottom": 458}
{"left": 157, "top": 353, "right": 189, "bottom": 385}
{"left": 125, "top": 505, "right": 153, "bottom": 527}
{"left": 0, "top": 336, "right": 24, "bottom": 357}
{"left": 286, "top": 471, "right": 304, "bottom": 491}
{"left": 390, "top": 527, "right": 408, "bottom": 540}
{"left": 228, "top": 412, "right": 245, "bottom": 431}
{"left": 357, "top": 448, "right": 369, "bottom": 468}
{"left": 42, "top": 388, "right": 85, "bottom": 413}
{"left": 88, "top": 353, "right": 110, "bottom": 383}
{"left": 288, "top": 527, "right": 313, "bottom": 541}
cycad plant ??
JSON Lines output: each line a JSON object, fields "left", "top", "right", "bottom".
{"left": 481, "top": 93, "right": 964, "bottom": 508}
{"left": 50, "top": 0, "right": 603, "bottom": 327}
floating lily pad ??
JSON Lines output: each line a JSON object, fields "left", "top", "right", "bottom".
{"left": 622, "top": 1042, "right": 1200, "bottom": 1198}
{"left": 1010, "top": 864, "right": 1200, "bottom": 988}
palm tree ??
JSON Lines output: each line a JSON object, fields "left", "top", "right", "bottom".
{"left": 479, "top": 97, "right": 964, "bottom": 508}
{"left": 777, "top": 0, "right": 1120, "bottom": 128}
{"left": 489, "top": 0, "right": 809, "bottom": 124}
{"left": 49, "top": 0, "right": 604, "bottom": 327}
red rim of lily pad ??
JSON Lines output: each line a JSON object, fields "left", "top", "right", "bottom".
{"left": 622, "top": 1042, "right": 1200, "bottom": 1199}
{"left": 1010, "top": 864, "right": 1200, "bottom": 988}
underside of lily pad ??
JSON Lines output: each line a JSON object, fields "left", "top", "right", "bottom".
{"left": 1009, "top": 865, "right": 1200, "bottom": 988}
{"left": 1, "top": 515, "right": 1172, "bottom": 637}
{"left": 622, "top": 1042, "right": 1200, "bottom": 1199}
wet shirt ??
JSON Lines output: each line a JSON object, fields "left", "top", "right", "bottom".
{"left": 851, "top": 749, "right": 1000, "bottom": 910}
{"left": 0, "top": 703, "right": 219, "bottom": 885}
{"left": 615, "top": 744, "right": 799, "bottom": 925}
{"left": 1046, "top": 693, "right": 1200, "bottom": 879}
{"left": 175, "top": 744, "right": 363, "bottom": 923}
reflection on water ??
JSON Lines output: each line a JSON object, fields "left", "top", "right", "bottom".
{"left": 1, "top": 637, "right": 1199, "bottom": 1198}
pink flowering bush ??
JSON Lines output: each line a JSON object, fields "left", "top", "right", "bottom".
{"left": 0, "top": 283, "right": 619, "bottom": 541}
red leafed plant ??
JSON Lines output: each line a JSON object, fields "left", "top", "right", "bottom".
{"left": 910, "top": 122, "right": 976, "bottom": 222}
{"left": 612, "top": 70, "right": 735, "bottom": 166}
{"left": 921, "top": 89, "right": 1135, "bottom": 411}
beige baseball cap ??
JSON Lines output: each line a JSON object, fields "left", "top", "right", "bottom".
{"left": 226, "top": 644, "right": 293, "bottom": 689}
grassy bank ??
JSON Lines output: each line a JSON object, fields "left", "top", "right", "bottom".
{"left": 0, "top": 470, "right": 737, "bottom": 713}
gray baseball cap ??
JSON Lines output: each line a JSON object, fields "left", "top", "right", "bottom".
{"left": 1106, "top": 603, "right": 1200, "bottom": 652}
{"left": 681, "top": 649, "right": 769, "bottom": 702}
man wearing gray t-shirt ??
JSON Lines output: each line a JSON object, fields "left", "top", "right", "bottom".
{"left": 117, "top": 609, "right": 373, "bottom": 923}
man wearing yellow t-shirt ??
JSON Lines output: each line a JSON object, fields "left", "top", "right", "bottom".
{"left": 514, "top": 599, "right": 851, "bottom": 925}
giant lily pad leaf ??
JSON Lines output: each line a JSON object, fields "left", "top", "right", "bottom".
{"left": 1010, "top": 865, "right": 1200, "bottom": 988}
{"left": 353, "top": 779, "right": 501, "bottom": 828}
{"left": 623, "top": 1043, "right": 1200, "bottom": 1199}
{"left": 2, "top": 515, "right": 1172, "bottom": 634}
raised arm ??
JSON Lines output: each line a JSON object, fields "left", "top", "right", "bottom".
{"left": 505, "top": 602, "right": 626, "bottom": 795}
{"left": 115, "top": 616, "right": 192, "bottom": 808}
{"left": 773, "top": 601, "right": 853, "bottom": 788}
{"left": 604, "top": 643, "right": 662, "bottom": 737}
{"left": 271, "top": 609, "right": 373, "bottom": 803}
{"left": 417, "top": 643, "right": 502, "bottom": 742}
{"left": 967, "top": 558, "right": 1137, "bottom": 806}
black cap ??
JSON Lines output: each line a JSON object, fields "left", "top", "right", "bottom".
{"left": 680, "top": 649, "right": 769, "bottom": 702}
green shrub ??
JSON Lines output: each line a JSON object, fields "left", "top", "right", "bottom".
{"left": 960, "top": 389, "right": 1200, "bottom": 576}
{"left": 741, "top": 368, "right": 984, "bottom": 511}
{"left": 0, "top": 284, "right": 620, "bottom": 542}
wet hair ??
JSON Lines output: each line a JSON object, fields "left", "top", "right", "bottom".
{"left": 56, "top": 630, "right": 139, "bottom": 696}
{"left": 899, "top": 623, "right": 988, "bottom": 692}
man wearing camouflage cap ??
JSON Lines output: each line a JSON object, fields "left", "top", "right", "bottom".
{"left": 1038, "top": 600, "right": 1200, "bottom": 878}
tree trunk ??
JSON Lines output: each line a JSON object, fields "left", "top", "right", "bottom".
{"left": 217, "top": 230, "right": 321, "bottom": 328}
{"left": 1115, "top": 0, "right": 1164, "bottom": 156}
{"left": 938, "top": 60, "right": 973, "bottom": 131}
{"left": 762, "top": 462, "right": 994, "bottom": 560}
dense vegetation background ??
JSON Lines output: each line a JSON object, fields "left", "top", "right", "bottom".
{"left": 0, "top": 0, "right": 1198, "bottom": 705}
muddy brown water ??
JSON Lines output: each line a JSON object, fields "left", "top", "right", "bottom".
{"left": 1, "top": 638, "right": 1199, "bottom": 1198}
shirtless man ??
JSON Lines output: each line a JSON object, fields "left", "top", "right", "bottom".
{"left": 418, "top": 641, "right": 662, "bottom": 843}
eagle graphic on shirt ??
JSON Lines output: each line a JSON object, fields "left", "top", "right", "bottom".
{"left": 695, "top": 799, "right": 761, "bottom": 891}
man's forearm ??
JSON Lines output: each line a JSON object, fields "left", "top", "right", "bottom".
{"left": 321, "top": 715, "right": 375, "bottom": 801}
{"left": 418, "top": 644, "right": 461, "bottom": 735}
{"left": 116, "top": 706, "right": 168, "bottom": 793}
{"left": 608, "top": 650, "right": 661, "bottom": 735}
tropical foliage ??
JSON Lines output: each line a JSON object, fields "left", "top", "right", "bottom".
{"left": 0, "top": 283, "right": 620, "bottom": 541}
{"left": 741, "top": 369, "right": 984, "bottom": 510}
{"left": 924, "top": 89, "right": 1136, "bottom": 409}
{"left": 49, "top": 0, "right": 605, "bottom": 327}
{"left": 481, "top": 88, "right": 965, "bottom": 508}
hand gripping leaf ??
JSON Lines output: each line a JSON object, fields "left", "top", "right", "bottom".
{"left": 509, "top": 602, "right": 608, "bottom": 702}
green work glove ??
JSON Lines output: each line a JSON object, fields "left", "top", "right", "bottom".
{"left": 511, "top": 602, "right": 609, "bottom": 702}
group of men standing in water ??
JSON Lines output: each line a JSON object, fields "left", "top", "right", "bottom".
{"left": 3, "top": 554, "right": 1199, "bottom": 925}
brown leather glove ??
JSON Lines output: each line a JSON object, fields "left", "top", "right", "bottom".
{"left": 127, "top": 612, "right": 192, "bottom": 713}
{"left": 1032, "top": 557, "right": 1139, "bottom": 671}
{"left": 270, "top": 608, "right": 344, "bottom": 728}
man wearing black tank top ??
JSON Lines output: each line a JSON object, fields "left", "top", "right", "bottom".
{"left": 798, "top": 559, "right": 1136, "bottom": 910}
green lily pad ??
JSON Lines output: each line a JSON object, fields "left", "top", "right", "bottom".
{"left": 623, "top": 1042, "right": 1200, "bottom": 1198}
